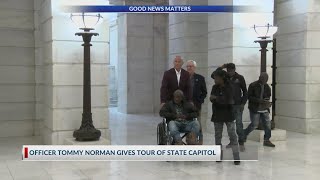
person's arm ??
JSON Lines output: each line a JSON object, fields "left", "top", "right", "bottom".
{"left": 185, "top": 74, "right": 193, "bottom": 102}
{"left": 160, "top": 72, "right": 168, "bottom": 104}
{"left": 210, "top": 86, "right": 216, "bottom": 103}
{"left": 199, "top": 76, "right": 207, "bottom": 103}
{"left": 159, "top": 103, "right": 176, "bottom": 119}
{"left": 265, "top": 85, "right": 272, "bottom": 109}
{"left": 240, "top": 76, "right": 248, "bottom": 105}
{"left": 210, "top": 86, "right": 230, "bottom": 108}
{"left": 215, "top": 85, "right": 233, "bottom": 104}
{"left": 185, "top": 103, "right": 199, "bottom": 119}
{"left": 266, "top": 84, "right": 272, "bottom": 99}
{"left": 248, "top": 84, "right": 263, "bottom": 103}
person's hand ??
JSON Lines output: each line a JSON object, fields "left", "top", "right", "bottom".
{"left": 260, "top": 100, "right": 271, "bottom": 108}
{"left": 210, "top": 95, "right": 216, "bottom": 102}
{"left": 221, "top": 64, "right": 227, "bottom": 68}
{"left": 240, "top": 104, "right": 245, "bottom": 111}
{"left": 259, "top": 99, "right": 268, "bottom": 103}
{"left": 160, "top": 103, "right": 165, "bottom": 109}
{"left": 190, "top": 102, "right": 194, "bottom": 106}
{"left": 177, "top": 114, "right": 186, "bottom": 120}
{"left": 266, "top": 102, "right": 272, "bottom": 108}
{"left": 263, "top": 99, "right": 270, "bottom": 103}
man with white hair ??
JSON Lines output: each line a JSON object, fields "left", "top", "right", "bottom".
{"left": 160, "top": 56, "right": 192, "bottom": 108}
{"left": 186, "top": 60, "right": 207, "bottom": 145}
{"left": 186, "top": 60, "right": 207, "bottom": 111}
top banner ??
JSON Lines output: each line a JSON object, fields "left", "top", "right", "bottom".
{"left": 61, "top": 5, "right": 261, "bottom": 13}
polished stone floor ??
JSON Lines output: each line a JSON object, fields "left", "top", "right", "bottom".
{"left": 0, "top": 108, "right": 319, "bottom": 180}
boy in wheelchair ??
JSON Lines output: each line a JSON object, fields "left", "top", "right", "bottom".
{"left": 159, "top": 90, "right": 201, "bottom": 145}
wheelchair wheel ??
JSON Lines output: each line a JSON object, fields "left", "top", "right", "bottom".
{"left": 157, "top": 122, "right": 167, "bottom": 145}
{"left": 198, "top": 129, "right": 204, "bottom": 145}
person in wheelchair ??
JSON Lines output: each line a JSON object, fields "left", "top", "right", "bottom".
{"left": 159, "top": 90, "right": 200, "bottom": 145}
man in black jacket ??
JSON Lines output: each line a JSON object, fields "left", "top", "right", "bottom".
{"left": 244, "top": 73, "right": 275, "bottom": 147}
{"left": 186, "top": 60, "right": 207, "bottom": 145}
{"left": 212, "top": 63, "right": 247, "bottom": 147}
{"left": 159, "top": 90, "right": 200, "bottom": 145}
{"left": 186, "top": 60, "right": 207, "bottom": 111}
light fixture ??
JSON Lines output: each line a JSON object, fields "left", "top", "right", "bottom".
{"left": 253, "top": 23, "right": 278, "bottom": 39}
{"left": 70, "top": 13, "right": 103, "bottom": 31}
{"left": 71, "top": 12, "right": 103, "bottom": 141}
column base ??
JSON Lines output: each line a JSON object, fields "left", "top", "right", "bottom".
{"left": 64, "top": 137, "right": 110, "bottom": 145}
{"left": 73, "top": 128, "right": 101, "bottom": 141}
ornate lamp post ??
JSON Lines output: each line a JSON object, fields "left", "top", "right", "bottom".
{"left": 253, "top": 24, "right": 278, "bottom": 72}
{"left": 71, "top": 13, "right": 103, "bottom": 141}
{"left": 253, "top": 23, "right": 278, "bottom": 129}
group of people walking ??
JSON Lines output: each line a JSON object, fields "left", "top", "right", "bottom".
{"left": 159, "top": 56, "right": 275, "bottom": 165}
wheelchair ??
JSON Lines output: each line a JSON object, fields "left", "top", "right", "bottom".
{"left": 157, "top": 117, "right": 203, "bottom": 145}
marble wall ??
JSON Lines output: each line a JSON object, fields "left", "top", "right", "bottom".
{"left": 109, "top": 17, "right": 118, "bottom": 107}
{"left": 275, "top": 0, "right": 320, "bottom": 133}
{"left": 0, "top": 0, "right": 35, "bottom": 137}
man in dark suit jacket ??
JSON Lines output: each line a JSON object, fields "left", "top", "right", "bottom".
{"left": 160, "top": 56, "right": 192, "bottom": 107}
{"left": 186, "top": 60, "right": 207, "bottom": 145}
{"left": 186, "top": 60, "right": 207, "bottom": 111}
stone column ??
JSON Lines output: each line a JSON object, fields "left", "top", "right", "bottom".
{"left": 37, "top": 0, "right": 110, "bottom": 144}
{"left": 117, "top": 0, "right": 168, "bottom": 114}
{"left": 275, "top": 0, "right": 320, "bottom": 133}
{"left": 109, "top": 14, "right": 118, "bottom": 107}
{"left": 169, "top": 0, "right": 208, "bottom": 129}
{"left": 0, "top": 0, "right": 35, "bottom": 137}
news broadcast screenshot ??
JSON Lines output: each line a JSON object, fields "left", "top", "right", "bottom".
{"left": 0, "top": 0, "right": 319, "bottom": 179}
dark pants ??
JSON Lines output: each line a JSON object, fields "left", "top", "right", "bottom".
{"left": 214, "top": 121, "right": 240, "bottom": 160}
{"left": 232, "top": 105, "right": 245, "bottom": 143}
{"left": 244, "top": 110, "right": 271, "bottom": 141}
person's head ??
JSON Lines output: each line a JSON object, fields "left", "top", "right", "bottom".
{"left": 226, "top": 63, "right": 236, "bottom": 77}
{"left": 213, "top": 70, "right": 228, "bottom": 86}
{"left": 186, "top": 60, "right": 197, "bottom": 75}
{"left": 173, "top": 90, "right": 184, "bottom": 104}
{"left": 259, "top": 72, "right": 269, "bottom": 84}
{"left": 173, "top": 56, "right": 184, "bottom": 71}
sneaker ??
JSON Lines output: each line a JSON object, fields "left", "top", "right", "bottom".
{"left": 263, "top": 140, "right": 275, "bottom": 147}
{"left": 234, "top": 161, "right": 241, "bottom": 165}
